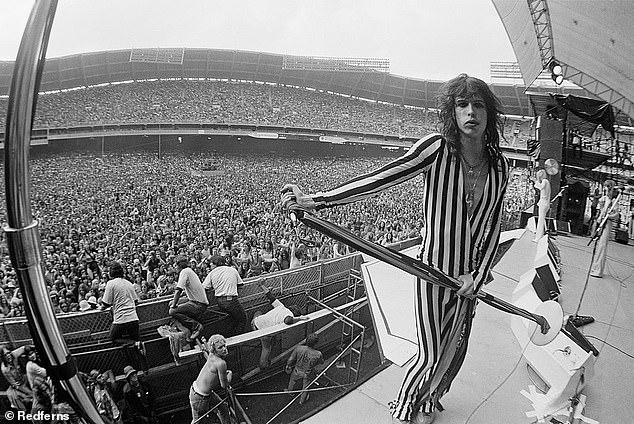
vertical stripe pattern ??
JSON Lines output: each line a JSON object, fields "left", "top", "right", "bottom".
{"left": 313, "top": 133, "right": 509, "bottom": 420}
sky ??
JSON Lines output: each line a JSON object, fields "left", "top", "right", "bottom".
{"left": 1, "top": 0, "right": 518, "bottom": 82}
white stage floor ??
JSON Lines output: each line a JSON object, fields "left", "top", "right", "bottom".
{"left": 302, "top": 230, "right": 634, "bottom": 424}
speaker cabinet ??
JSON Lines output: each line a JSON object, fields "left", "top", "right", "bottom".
{"left": 532, "top": 267, "right": 560, "bottom": 301}
{"left": 536, "top": 117, "right": 563, "bottom": 211}
{"left": 537, "top": 117, "right": 563, "bottom": 163}
{"left": 615, "top": 229, "right": 629, "bottom": 245}
{"left": 561, "top": 182, "right": 589, "bottom": 235}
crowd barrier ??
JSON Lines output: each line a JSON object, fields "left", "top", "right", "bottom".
{"left": 0, "top": 252, "right": 370, "bottom": 348}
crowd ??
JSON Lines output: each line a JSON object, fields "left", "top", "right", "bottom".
{"left": 502, "top": 167, "right": 535, "bottom": 229}
{"left": 0, "top": 150, "right": 535, "bottom": 319}
{"left": 0, "top": 80, "right": 437, "bottom": 138}
{"left": 0, "top": 151, "right": 423, "bottom": 318}
{"left": 0, "top": 78, "right": 541, "bottom": 422}
{"left": 1, "top": 342, "right": 155, "bottom": 423}
{"left": 0, "top": 78, "right": 539, "bottom": 320}
{"left": 0, "top": 79, "right": 530, "bottom": 144}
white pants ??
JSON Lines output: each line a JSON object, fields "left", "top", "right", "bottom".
{"left": 535, "top": 201, "right": 550, "bottom": 240}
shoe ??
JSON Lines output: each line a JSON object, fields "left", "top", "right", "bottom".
{"left": 570, "top": 315, "right": 595, "bottom": 327}
{"left": 189, "top": 323, "right": 203, "bottom": 341}
{"left": 412, "top": 411, "right": 435, "bottom": 424}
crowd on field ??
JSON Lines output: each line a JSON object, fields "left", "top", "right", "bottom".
{"left": 0, "top": 79, "right": 539, "bottom": 319}
{"left": 0, "top": 150, "right": 535, "bottom": 319}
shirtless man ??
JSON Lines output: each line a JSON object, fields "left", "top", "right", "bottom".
{"left": 189, "top": 334, "right": 233, "bottom": 424}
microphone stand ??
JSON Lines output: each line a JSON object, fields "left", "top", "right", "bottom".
{"left": 572, "top": 191, "right": 623, "bottom": 328}
{"left": 551, "top": 186, "right": 567, "bottom": 203}
{"left": 285, "top": 203, "right": 552, "bottom": 336}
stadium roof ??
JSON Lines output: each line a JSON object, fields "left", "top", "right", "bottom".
{"left": 492, "top": 0, "right": 634, "bottom": 122}
{"left": 0, "top": 47, "right": 611, "bottom": 120}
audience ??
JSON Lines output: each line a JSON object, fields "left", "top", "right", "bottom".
{"left": 0, "top": 80, "right": 542, "bottom": 320}
{"left": 0, "top": 78, "right": 547, "bottom": 416}
{"left": 0, "top": 149, "right": 536, "bottom": 318}
{"left": 0, "top": 79, "right": 535, "bottom": 144}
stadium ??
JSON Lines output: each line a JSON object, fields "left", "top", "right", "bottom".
{"left": 1, "top": 2, "right": 633, "bottom": 424}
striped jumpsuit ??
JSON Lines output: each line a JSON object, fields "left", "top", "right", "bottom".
{"left": 312, "top": 133, "right": 509, "bottom": 420}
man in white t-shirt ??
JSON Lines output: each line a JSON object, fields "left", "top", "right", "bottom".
{"left": 169, "top": 256, "right": 209, "bottom": 341}
{"left": 102, "top": 262, "right": 143, "bottom": 346}
{"left": 251, "top": 284, "right": 307, "bottom": 368}
{"left": 203, "top": 256, "right": 247, "bottom": 337}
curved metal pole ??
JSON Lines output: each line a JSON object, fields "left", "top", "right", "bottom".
{"left": 286, "top": 204, "right": 550, "bottom": 335}
{"left": 3, "top": 1, "right": 106, "bottom": 422}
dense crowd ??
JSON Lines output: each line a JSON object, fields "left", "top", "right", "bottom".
{"left": 503, "top": 167, "right": 535, "bottom": 229}
{"left": 0, "top": 80, "right": 530, "bottom": 145}
{"left": 0, "top": 150, "right": 534, "bottom": 319}
{"left": 1, "top": 342, "right": 154, "bottom": 422}
{"left": 0, "top": 79, "right": 539, "bottom": 319}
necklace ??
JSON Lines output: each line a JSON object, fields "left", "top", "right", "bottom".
{"left": 461, "top": 155, "right": 484, "bottom": 169}
{"left": 461, "top": 155, "right": 487, "bottom": 213}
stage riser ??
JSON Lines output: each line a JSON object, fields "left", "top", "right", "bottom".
{"left": 511, "top": 239, "right": 596, "bottom": 417}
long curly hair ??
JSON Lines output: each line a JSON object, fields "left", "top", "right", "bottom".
{"left": 436, "top": 74, "right": 505, "bottom": 169}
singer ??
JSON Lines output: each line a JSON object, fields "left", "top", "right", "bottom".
{"left": 281, "top": 74, "right": 509, "bottom": 424}
{"left": 533, "top": 169, "right": 551, "bottom": 241}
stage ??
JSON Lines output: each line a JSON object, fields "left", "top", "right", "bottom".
{"left": 301, "top": 230, "right": 634, "bottom": 423}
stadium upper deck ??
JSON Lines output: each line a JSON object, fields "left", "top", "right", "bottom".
{"left": 2, "top": 47, "right": 629, "bottom": 125}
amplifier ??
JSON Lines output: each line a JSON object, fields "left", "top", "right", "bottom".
{"left": 615, "top": 229, "right": 629, "bottom": 245}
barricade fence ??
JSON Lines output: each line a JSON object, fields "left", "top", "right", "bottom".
{"left": 0, "top": 239, "right": 420, "bottom": 414}
{"left": 1, "top": 237, "right": 426, "bottom": 348}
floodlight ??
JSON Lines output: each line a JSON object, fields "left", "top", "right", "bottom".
{"left": 548, "top": 60, "right": 564, "bottom": 85}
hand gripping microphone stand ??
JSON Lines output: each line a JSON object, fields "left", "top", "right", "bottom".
{"left": 284, "top": 202, "right": 563, "bottom": 346}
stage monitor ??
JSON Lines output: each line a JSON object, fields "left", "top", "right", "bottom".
{"left": 511, "top": 272, "right": 595, "bottom": 417}
{"left": 534, "top": 266, "right": 560, "bottom": 301}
